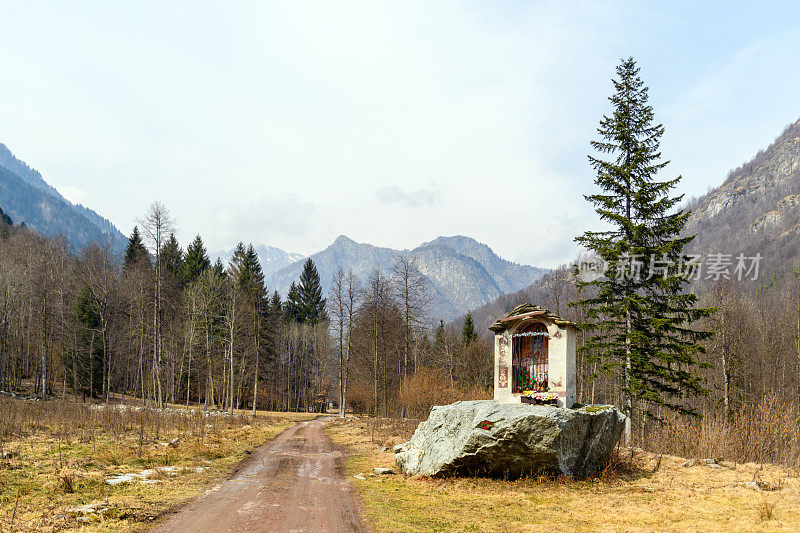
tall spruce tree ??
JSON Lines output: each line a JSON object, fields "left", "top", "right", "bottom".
{"left": 226, "top": 242, "right": 269, "bottom": 414}
{"left": 461, "top": 313, "right": 477, "bottom": 346}
{"left": 160, "top": 233, "right": 183, "bottom": 283}
{"left": 298, "top": 258, "right": 327, "bottom": 324}
{"left": 241, "top": 244, "right": 268, "bottom": 414}
{"left": 572, "top": 58, "right": 713, "bottom": 444}
{"left": 182, "top": 235, "right": 211, "bottom": 286}
{"left": 228, "top": 243, "right": 265, "bottom": 292}
{"left": 243, "top": 245, "right": 265, "bottom": 290}
{"left": 228, "top": 242, "right": 248, "bottom": 282}
{"left": 284, "top": 281, "right": 304, "bottom": 322}
{"left": 123, "top": 226, "right": 149, "bottom": 271}
{"left": 270, "top": 291, "right": 282, "bottom": 313}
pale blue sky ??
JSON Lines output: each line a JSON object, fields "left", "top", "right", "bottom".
{"left": 1, "top": 1, "right": 799, "bottom": 266}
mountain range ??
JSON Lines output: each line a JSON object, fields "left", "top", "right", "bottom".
{"left": 0, "top": 144, "right": 127, "bottom": 253}
{"left": 217, "top": 235, "right": 547, "bottom": 321}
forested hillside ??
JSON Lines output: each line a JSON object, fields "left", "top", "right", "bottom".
{"left": 0, "top": 143, "right": 126, "bottom": 253}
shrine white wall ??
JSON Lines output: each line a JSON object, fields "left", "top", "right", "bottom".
{"left": 544, "top": 323, "right": 576, "bottom": 408}
{"left": 493, "top": 331, "right": 515, "bottom": 403}
{"left": 493, "top": 320, "right": 576, "bottom": 409}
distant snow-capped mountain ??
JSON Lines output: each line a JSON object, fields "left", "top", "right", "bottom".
{"left": 214, "top": 244, "right": 305, "bottom": 279}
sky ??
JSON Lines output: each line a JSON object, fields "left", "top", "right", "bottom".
{"left": 2, "top": 1, "right": 800, "bottom": 268}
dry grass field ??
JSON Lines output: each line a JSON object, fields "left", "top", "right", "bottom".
{"left": 326, "top": 417, "right": 800, "bottom": 533}
{"left": 0, "top": 396, "right": 317, "bottom": 532}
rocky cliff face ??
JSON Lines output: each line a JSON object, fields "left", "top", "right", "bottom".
{"left": 683, "top": 117, "right": 800, "bottom": 284}
{"left": 268, "top": 235, "right": 546, "bottom": 321}
{"left": 688, "top": 119, "right": 800, "bottom": 226}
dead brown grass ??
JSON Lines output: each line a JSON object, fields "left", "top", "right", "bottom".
{"left": 395, "top": 368, "right": 491, "bottom": 419}
{"left": 327, "top": 416, "right": 800, "bottom": 532}
{"left": 0, "top": 395, "right": 316, "bottom": 532}
{"left": 644, "top": 394, "right": 800, "bottom": 469}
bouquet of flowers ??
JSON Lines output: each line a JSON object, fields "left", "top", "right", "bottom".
{"left": 532, "top": 391, "right": 558, "bottom": 402}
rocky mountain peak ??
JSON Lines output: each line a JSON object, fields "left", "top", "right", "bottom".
{"left": 331, "top": 234, "right": 356, "bottom": 247}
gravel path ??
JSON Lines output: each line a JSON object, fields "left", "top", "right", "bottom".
{"left": 151, "top": 417, "right": 368, "bottom": 532}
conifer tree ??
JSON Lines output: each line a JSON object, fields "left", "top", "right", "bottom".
{"left": 461, "top": 313, "right": 478, "bottom": 346}
{"left": 572, "top": 58, "right": 713, "bottom": 443}
{"left": 0, "top": 205, "right": 13, "bottom": 226}
{"left": 298, "top": 258, "right": 327, "bottom": 324}
{"left": 284, "top": 282, "right": 304, "bottom": 322}
{"left": 433, "top": 319, "right": 445, "bottom": 352}
{"left": 122, "top": 226, "right": 149, "bottom": 271}
{"left": 244, "top": 245, "right": 264, "bottom": 289}
{"left": 270, "top": 291, "right": 282, "bottom": 313}
{"left": 228, "top": 242, "right": 248, "bottom": 281}
{"left": 182, "top": 235, "right": 211, "bottom": 286}
{"left": 229, "top": 243, "right": 269, "bottom": 415}
{"left": 160, "top": 233, "right": 183, "bottom": 282}
{"left": 229, "top": 243, "right": 265, "bottom": 293}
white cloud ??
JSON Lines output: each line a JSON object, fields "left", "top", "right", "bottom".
{"left": 215, "top": 194, "right": 316, "bottom": 248}
{"left": 376, "top": 185, "right": 441, "bottom": 208}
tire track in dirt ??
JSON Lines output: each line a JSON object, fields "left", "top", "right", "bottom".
{"left": 151, "top": 417, "right": 368, "bottom": 532}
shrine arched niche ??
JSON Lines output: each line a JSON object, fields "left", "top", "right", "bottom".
{"left": 511, "top": 322, "right": 548, "bottom": 394}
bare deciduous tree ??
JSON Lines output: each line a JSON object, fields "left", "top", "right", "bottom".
{"left": 137, "top": 201, "right": 174, "bottom": 408}
{"left": 392, "top": 254, "right": 430, "bottom": 381}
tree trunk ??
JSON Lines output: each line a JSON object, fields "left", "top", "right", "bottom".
{"left": 624, "top": 309, "right": 632, "bottom": 446}
{"left": 373, "top": 308, "right": 379, "bottom": 417}
{"left": 40, "top": 294, "right": 47, "bottom": 400}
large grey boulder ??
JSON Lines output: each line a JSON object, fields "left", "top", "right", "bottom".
{"left": 394, "top": 400, "right": 625, "bottom": 478}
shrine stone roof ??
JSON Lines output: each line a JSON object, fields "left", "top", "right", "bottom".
{"left": 488, "top": 303, "right": 579, "bottom": 333}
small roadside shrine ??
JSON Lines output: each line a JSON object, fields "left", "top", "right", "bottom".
{"left": 488, "top": 304, "right": 578, "bottom": 408}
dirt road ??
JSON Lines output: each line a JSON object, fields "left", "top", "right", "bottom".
{"left": 151, "top": 417, "right": 368, "bottom": 533}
